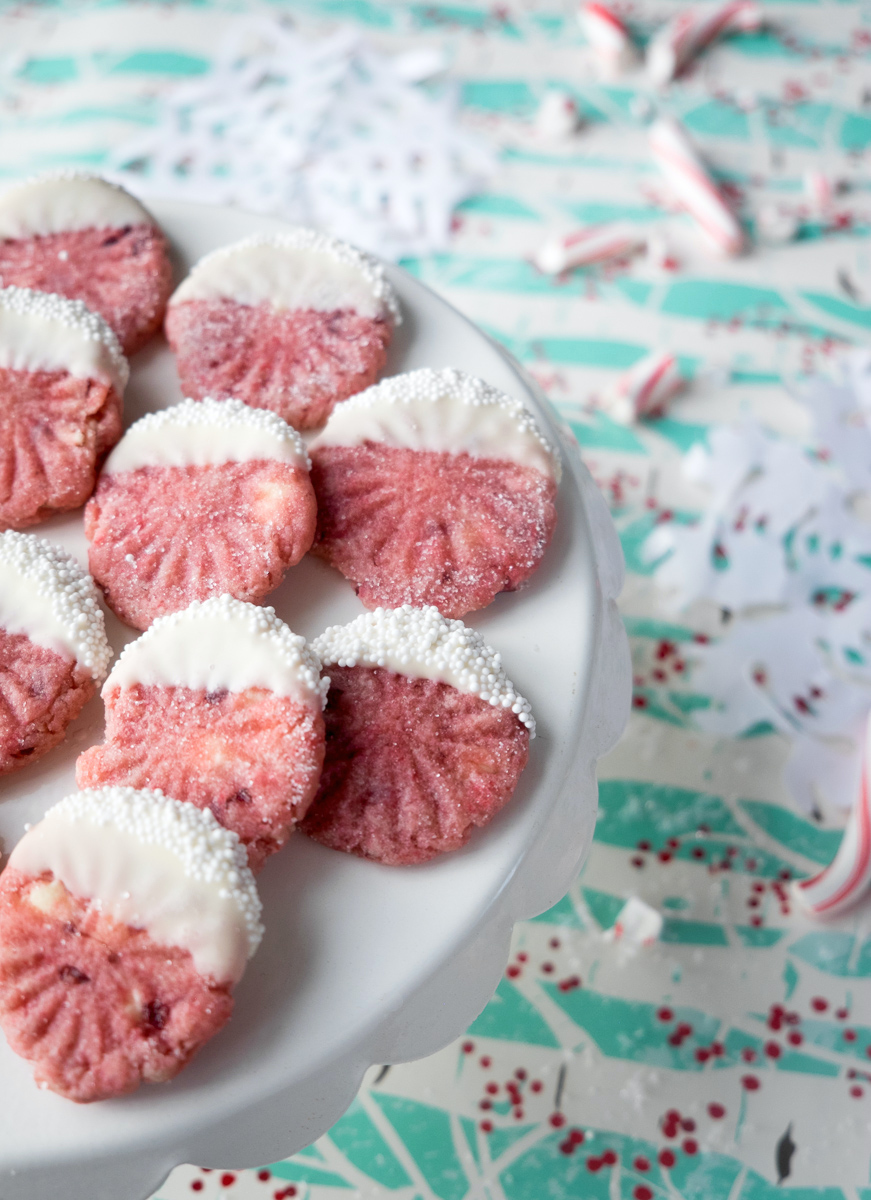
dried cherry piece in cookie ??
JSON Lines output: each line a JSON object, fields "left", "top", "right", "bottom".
{"left": 310, "top": 368, "right": 559, "bottom": 618}
{"left": 0, "top": 787, "right": 262, "bottom": 1101}
{"left": 0, "top": 173, "right": 173, "bottom": 355}
{"left": 77, "top": 597, "right": 328, "bottom": 871}
{"left": 0, "top": 287, "right": 128, "bottom": 529}
{"left": 85, "top": 397, "right": 316, "bottom": 630}
{"left": 165, "top": 230, "right": 400, "bottom": 430}
{"left": 0, "top": 532, "right": 111, "bottom": 773}
{"left": 301, "top": 607, "right": 534, "bottom": 864}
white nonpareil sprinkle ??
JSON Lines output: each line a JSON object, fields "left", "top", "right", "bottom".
{"left": 0, "top": 285, "right": 129, "bottom": 391}
{"left": 40, "top": 787, "right": 263, "bottom": 958}
{"left": 105, "top": 396, "right": 312, "bottom": 473}
{"left": 314, "top": 605, "right": 535, "bottom": 734}
{"left": 106, "top": 594, "right": 329, "bottom": 707}
{"left": 316, "top": 366, "right": 560, "bottom": 482}
{"left": 0, "top": 531, "right": 111, "bottom": 681}
{"left": 181, "top": 229, "right": 401, "bottom": 325}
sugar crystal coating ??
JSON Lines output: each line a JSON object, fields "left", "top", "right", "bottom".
{"left": 313, "top": 605, "right": 535, "bottom": 733}
{"left": 30, "top": 786, "right": 264, "bottom": 959}
{"left": 104, "top": 395, "right": 311, "bottom": 474}
{"left": 105, "top": 594, "right": 328, "bottom": 707}
{"left": 175, "top": 229, "right": 401, "bottom": 325}
{"left": 0, "top": 284, "right": 129, "bottom": 390}
{"left": 0, "top": 531, "right": 111, "bottom": 681}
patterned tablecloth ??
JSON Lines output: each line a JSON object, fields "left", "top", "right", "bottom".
{"left": 1, "top": 1, "right": 870, "bottom": 1197}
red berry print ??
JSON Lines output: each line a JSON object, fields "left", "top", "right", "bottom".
{"left": 258, "top": 1171, "right": 271, "bottom": 1182}
{"left": 765, "top": 1041, "right": 781, "bottom": 1058}
{"left": 634, "top": 1155, "right": 651, "bottom": 1171}
{"left": 742, "top": 1075, "right": 760, "bottom": 1090}
{"left": 659, "top": 1149, "right": 676, "bottom": 1167}
{"left": 550, "top": 1112, "right": 566, "bottom": 1128}
{"left": 683, "top": 1139, "right": 698, "bottom": 1155}
{"left": 586, "top": 1157, "right": 602, "bottom": 1172}
{"left": 481, "top": 1120, "right": 493, "bottom": 1133}
{"left": 602, "top": 1149, "right": 617, "bottom": 1165}
{"left": 531, "top": 1080, "right": 543, "bottom": 1092}
{"left": 850, "top": 1086, "right": 864, "bottom": 1098}
{"left": 506, "top": 965, "right": 521, "bottom": 978}
{"left": 788, "top": 1031, "right": 803, "bottom": 1046}
{"left": 634, "top": 1188, "right": 653, "bottom": 1200}
{"left": 485, "top": 1082, "right": 499, "bottom": 1095}
{"left": 191, "top": 1185, "right": 204, "bottom": 1195}
{"left": 480, "top": 1056, "right": 492, "bottom": 1068}
{"left": 462, "top": 1041, "right": 474, "bottom": 1053}
{"left": 657, "top": 1007, "right": 674, "bottom": 1022}
{"left": 708, "top": 1102, "right": 726, "bottom": 1118}
{"left": 221, "top": 1176, "right": 236, "bottom": 1188}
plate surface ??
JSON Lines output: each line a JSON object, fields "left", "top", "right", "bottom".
{"left": 0, "top": 201, "right": 630, "bottom": 1200}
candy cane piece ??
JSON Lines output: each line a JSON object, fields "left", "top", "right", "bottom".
{"left": 535, "top": 221, "right": 646, "bottom": 274}
{"left": 804, "top": 170, "right": 837, "bottom": 215}
{"left": 649, "top": 117, "right": 745, "bottom": 256}
{"left": 580, "top": 2, "right": 639, "bottom": 76}
{"left": 648, "top": 1, "right": 762, "bottom": 86}
{"left": 793, "top": 742, "right": 871, "bottom": 918}
{"left": 603, "top": 350, "right": 685, "bottom": 422}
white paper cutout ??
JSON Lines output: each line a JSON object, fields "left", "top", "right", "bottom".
{"left": 645, "top": 352, "right": 871, "bottom": 811}
{"left": 105, "top": 18, "right": 492, "bottom": 260}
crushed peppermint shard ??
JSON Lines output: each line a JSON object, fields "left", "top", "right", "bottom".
{"left": 580, "top": 2, "right": 639, "bottom": 76}
{"left": 313, "top": 605, "right": 535, "bottom": 733}
{"left": 605, "top": 896, "right": 663, "bottom": 947}
{"left": 0, "top": 787, "right": 263, "bottom": 1101}
{"left": 166, "top": 230, "right": 400, "bottom": 431}
{"left": 647, "top": 1, "right": 762, "bottom": 87}
{"left": 303, "top": 606, "right": 533, "bottom": 864}
{"left": 77, "top": 596, "right": 327, "bottom": 871}
{"left": 535, "top": 222, "right": 646, "bottom": 274}
{"left": 601, "top": 351, "right": 686, "bottom": 423}
{"left": 310, "top": 368, "right": 559, "bottom": 617}
{"left": 0, "top": 172, "right": 173, "bottom": 356}
{"left": 87, "top": 398, "right": 317, "bottom": 629}
{"left": 793, "top": 717, "right": 871, "bottom": 919}
{"left": 0, "top": 531, "right": 111, "bottom": 773}
{"left": 534, "top": 91, "right": 582, "bottom": 141}
{"left": 649, "top": 117, "right": 745, "bottom": 257}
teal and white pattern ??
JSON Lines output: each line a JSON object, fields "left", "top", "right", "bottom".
{"left": 1, "top": 0, "right": 870, "bottom": 1194}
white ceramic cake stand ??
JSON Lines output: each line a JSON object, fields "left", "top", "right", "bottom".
{"left": 0, "top": 201, "right": 630, "bottom": 1200}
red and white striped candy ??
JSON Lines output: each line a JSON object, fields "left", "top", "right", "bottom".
{"left": 804, "top": 170, "right": 836, "bottom": 215}
{"left": 648, "top": 0, "right": 762, "bottom": 85}
{"left": 603, "top": 350, "right": 685, "bottom": 422}
{"left": 535, "top": 222, "right": 645, "bottom": 274}
{"left": 580, "top": 2, "right": 639, "bottom": 75}
{"left": 793, "top": 734, "right": 871, "bottom": 918}
{"left": 649, "top": 117, "right": 745, "bottom": 256}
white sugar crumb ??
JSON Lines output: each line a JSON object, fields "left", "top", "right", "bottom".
{"left": 108, "top": 594, "right": 328, "bottom": 706}
{"left": 0, "top": 285, "right": 129, "bottom": 390}
{"left": 43, "top": 787, "right": 263, "bottom": 958}
{"left": 114, "top": 396, "right": 311, "bottom": 470}
{"left": 184, "top": 229, "right": 401, "bottom": 325}
{"left": 0, "top": 531, "right": 111, "bottom": 682}
{"left": 314, "top": 604, "right": 535, "bottom": 734}
{"left": 331, "top": 367, "right": 559, "bottom": 478}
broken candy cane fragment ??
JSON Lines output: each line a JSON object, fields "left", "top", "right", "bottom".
{"left": 535, "top": 222, "right": 646, "bottom": 274}
{"left": 534, "top": 91, "right": 582, "bottom": 141}
{"left": 602, "top": 351, "right": 685, "bottom": 423}
{"left": 580, "top": 3, "right": 639, "bottom": 76}
{"left": 606, "top": 896, "right": 663, "bottom": 945}
{"left": 649, "top": 117, "right": 745, "bottom": 257}
{"left": 793, "top": 722, "right": 871, "bottom": 918}
{"left": 647, "top": 1, "right": 763, "bottom": 86}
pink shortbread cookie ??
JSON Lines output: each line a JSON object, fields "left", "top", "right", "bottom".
{"left": 0, "top": 788, "right": 262, "bottom": 1102}
{"left": 0, "top": 288, "right": 128, "bottom": 530}
{"left": 0, "top": 174, "right": 173, "bottom": 356}
{"left": 76, "top": 597, "right": 327, "bottom": 870}
{"left": 309, "top": 369, "right": 560, "bottom": 618}
{"left": 0, "top": 868, "right": 234, "bottom": 1102}
{"left": 301, "top": 607, "right": 533, "bottom": 864}
{"left": 84, "top": 398, "right": 316, "bottom": 630}
{"left": 165, "top": 230, "right": 400, "bottom": 430}
{"left": 0, "top": 532, "right": 111, "bottom": 774}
